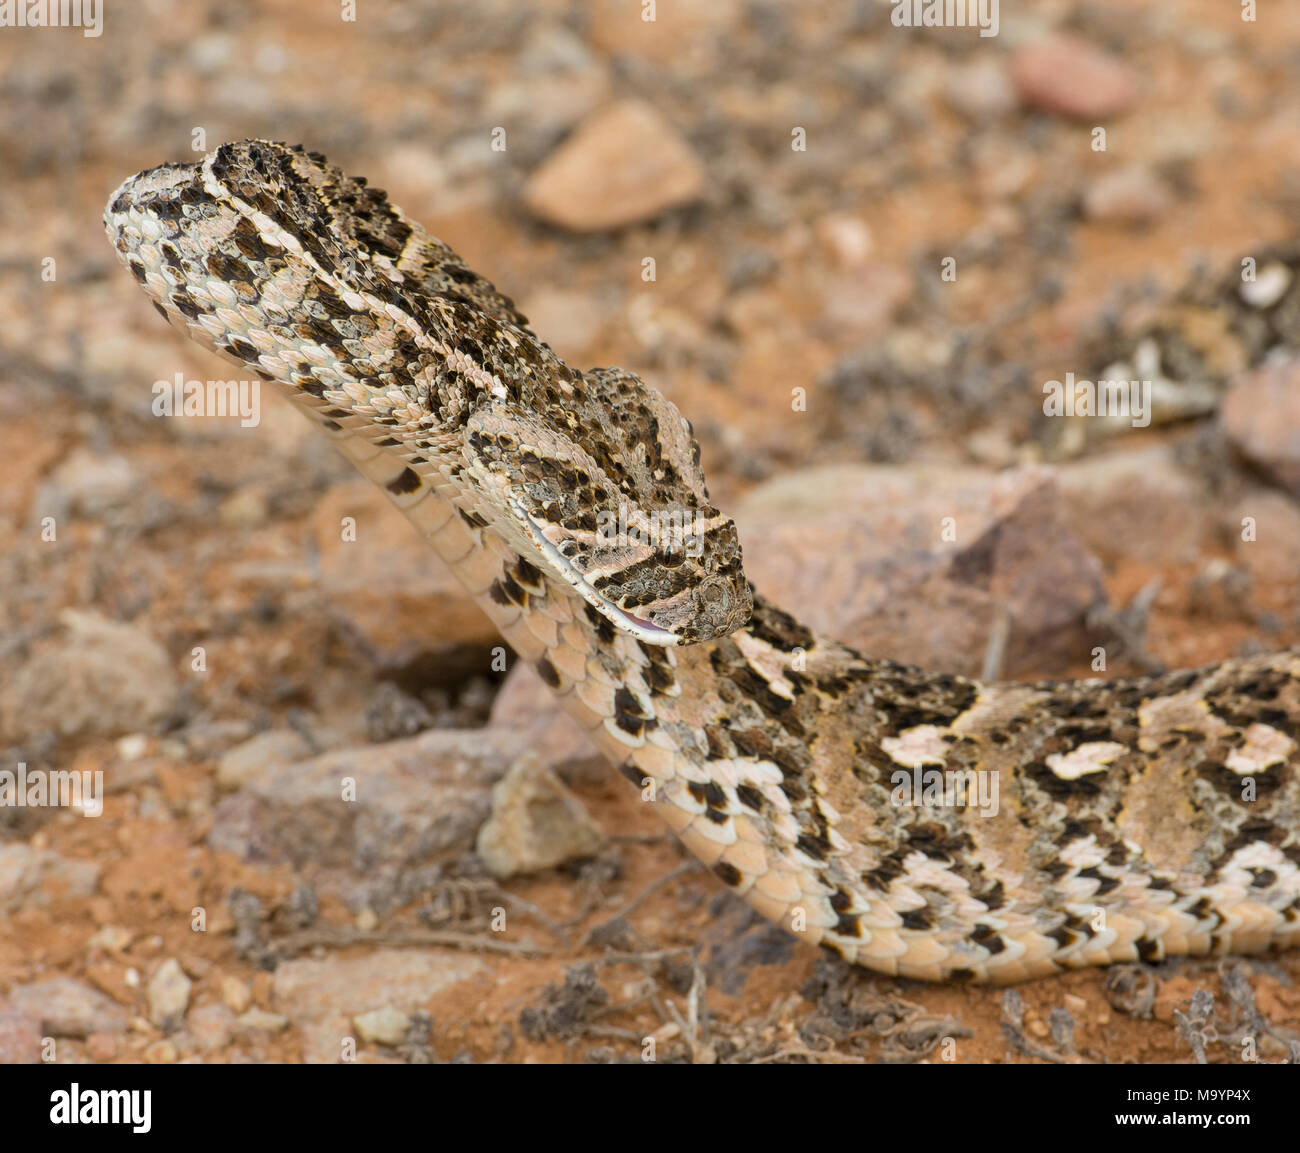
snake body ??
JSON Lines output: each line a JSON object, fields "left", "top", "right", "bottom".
{"left": 105, "top": 141, "right": 1300, "bottom": 982}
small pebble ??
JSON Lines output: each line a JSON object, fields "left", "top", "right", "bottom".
{"left": 221, "top": 976, "right": 253, "bottom": 1014}
{"left": 143, "top": 1039, "right": 178, "bottom": 1063}
{"left": 354, "top": 1006, "right": 411, "bottom": 1047}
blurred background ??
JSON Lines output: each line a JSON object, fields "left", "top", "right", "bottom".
{"left": 1, "top": 0, "right": 1298, "bottom": 1064}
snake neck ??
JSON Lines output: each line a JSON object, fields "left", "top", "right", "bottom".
{"left": 295, "top": 383, "right": 1300, "bottom": 983}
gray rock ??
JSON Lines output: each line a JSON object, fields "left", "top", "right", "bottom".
{"left": 147, "top": 959, "right": 192, "bottom": 1032}
{"left": 216, "top": 729, "right": 315, "bottom": 791}
{"left": 0, "top": 844, "right": 100, "bottom": 912}
{"left": 0, "top": 610, "right": 179, "bottom": 742}
{"left": 8, "top": 977, "right": 128, "bottom": 1038}
{"left": 476, "top": 756, "right": 605, "bottom": 878}
{"left": 207, "top": 728, "right": 526, "bottom": 875}
{"left": 274, "top": 949, "right": 488, "bottom": 1020}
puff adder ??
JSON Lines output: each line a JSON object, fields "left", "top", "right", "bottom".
{"left": 105, "top": 141, "right": 1300, "bottom": 982}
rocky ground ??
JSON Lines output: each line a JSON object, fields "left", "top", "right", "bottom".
{"left": 2, "top": 0, "right": 1299, "bottom": 1063}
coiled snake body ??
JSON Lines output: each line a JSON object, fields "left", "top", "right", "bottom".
{"left": 106, "top": 141, "right": 1300, "bottom": 982}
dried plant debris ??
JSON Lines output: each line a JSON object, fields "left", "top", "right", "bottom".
{"left": 800, "top": 959, "right": 971, "bottom": 1063}
{"left": 518, "top": 963, "right": 611, "bottom": 1043}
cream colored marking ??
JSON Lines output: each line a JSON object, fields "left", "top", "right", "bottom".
{"left": 732, "top": 631, "right": 798, "bottom": 701}
{"left": 881, "top": 724, "right": 950, "bottom": 768}
{"left": 950, "top": 684, "right": 1045, "bottom": 734}
{"left": 1224, "top": 723, "right": 1295, "bottom": 775}
{"left": 1045, "top": 740, "right": 1130, "bottom": 781}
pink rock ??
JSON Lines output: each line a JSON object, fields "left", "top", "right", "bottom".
{"left": 1221, "top": 359, "right": 1300, "bottom": 499}
{"left": 0, "top": 1009, "right": 41, "bottom": 1064}
{"left": 738, "top": 464, "right": 1106, "bottom": 678}
{"left": 523, "top": 99, "right": 705, "bottom": 232}
{"left": 1011, "top": 34, "right": 1137, "bottom": 121}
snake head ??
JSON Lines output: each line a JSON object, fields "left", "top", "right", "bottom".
{"left": 462, "top": 369, "right": 752, "bottom": 645}
{"left": 101, "top": 140, "right": 752, "bottom": 646}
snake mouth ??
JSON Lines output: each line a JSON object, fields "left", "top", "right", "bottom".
{"left": 613, "top": 603, "right": 677, "bottom": 639}
{"left": 507, "top": 497, "right": 680, "bottom": 646}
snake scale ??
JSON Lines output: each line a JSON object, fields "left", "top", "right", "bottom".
{"left": 104, "top": 141, "right": 1300, "bottom": 983}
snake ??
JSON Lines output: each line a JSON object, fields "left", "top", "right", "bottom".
{"left": 104, "top": 140, "right": 1300, "bottom": 983}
